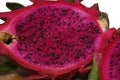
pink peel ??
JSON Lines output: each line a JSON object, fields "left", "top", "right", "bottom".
{"left": 96, "top": 28, "right": 117, "bottom": 54}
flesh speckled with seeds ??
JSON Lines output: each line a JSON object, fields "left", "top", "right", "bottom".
{"left": 108, "top": 41, "right": 120, "bottom": 80}
{"left": 15, "top": 6, "right": 101, "bottom": 68}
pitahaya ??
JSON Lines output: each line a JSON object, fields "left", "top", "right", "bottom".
{"left": 0, "top": 0, "right": 108, "bottom": 79}
{"left": 99, "top": 28, "right": 120, "bottom": 80}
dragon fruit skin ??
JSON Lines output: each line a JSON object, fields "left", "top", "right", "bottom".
{"left": 0, "top": 0, "right": 107, "bottom": 79}
{"left": 96, "top": 28, "right": 117, "bottom": 54}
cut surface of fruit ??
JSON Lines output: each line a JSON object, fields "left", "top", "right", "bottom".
{"left": 14, "top": 5, "right": 102, "bottom": 68}
{"left": 100, "top": 35, "right": 120, "bottom": 80}
{"left": 0, "top": 0, "right": 106, "bottom": 79}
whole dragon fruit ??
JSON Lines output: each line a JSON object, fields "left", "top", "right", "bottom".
{"left": 0, "top": 0, "right": 108, "bottom": 80}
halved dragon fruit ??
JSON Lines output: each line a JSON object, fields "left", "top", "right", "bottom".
{"left": 99, "top": 29, "right": 120, "bottom": 80}
{"left": 0, "top": 0, "right": 108, "bottom": 79}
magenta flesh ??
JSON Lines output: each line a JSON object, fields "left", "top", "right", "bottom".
{"left": 14, "top": 6, "right": 102, "bottom": 68}
{"left": 100, "top": 36, "right": 120, "bottom": 80}
{"left": 109, "top": 41, "right": 120, "bottom": 79}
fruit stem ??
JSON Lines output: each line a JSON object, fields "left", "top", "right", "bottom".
{"left": 0, "top": 32, "right": 13, "bottom": 44}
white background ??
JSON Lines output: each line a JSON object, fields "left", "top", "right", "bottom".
{"left": 0, "top": 0, "right": 119, "bottom": 29}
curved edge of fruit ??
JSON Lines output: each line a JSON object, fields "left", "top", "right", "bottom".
{"left": 89, "top": 3, "right": 100, "bottom": 19}
{"left": 29, "top": 0, "right": 100, "bottom": 19}
{"left": 99, "top": 36, "right": 120, "bottom": 80}
{"left": 99, "top": 28, "right": 120, "bottom": 80}
{"left": 96, "top": 28, "right": 117, "bottom": 80}
{"left": 96, "top": 28, "right": 117, "bottom": 53}
{"left": 30, "top": 0, "right": 82, "bottom": 4}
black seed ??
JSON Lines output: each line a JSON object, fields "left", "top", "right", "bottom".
{"left": 71, "top": 11, "right": 75, "bottom": 16}
{"left": 78, "top": 25, "right": 80, "bottom": 27}
{"left": 109, "top": 68, "right": 113, "bottom": 70}
{"left": 68, "top": 23, "right": 71, "bottom": 26}
{"left": 58, "top": 18, "right": 61, "bottom": 21}
{"left": 109, "top": 72, "right": 112, "bottom": 75}
{"left": 34, "top": 61, "right": 39, "bottom": 64}
{"left": 50, "top": 52, "right": 55, "bottom": 57}
{"left": 73, "top": 20, "right": 76, "bottom": 23}
{"left": 89, "top": 22, "right": 94, "bottom": 25}
{"left": 24, "top": 53, "right": 32, "bottom": 60}
{"left": 45, "top": 61, "right": 49, "bottom": 65}
{"left": 39, "top": 20, "right": 44, "bottom": 26}
{"left": 118, "top": 68, "right": 120, "bottom": 71}
{"left": 60, "top": 63, "right": 64, "bottom": 65}
{"left": 76, "top": 30, "right": 81, "bottom": 32}
{"left": 58, "top": 23, "right": 61, "bottom": 26}
{"left": 76, "top": 16, "right": 79, "bottom": 18}
{"left": 80, "top": 19, "right": 83, "bottom": 22}
{"left": 37, "top": 48, "right": 40, "bottom": 51}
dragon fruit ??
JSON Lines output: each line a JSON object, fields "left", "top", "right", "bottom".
{"left": 0, "top": 0, "right": 108, "bottom": 79}
{"left": 99, "top": 28, "right": 120, "bottom": 80}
